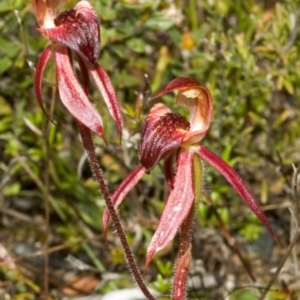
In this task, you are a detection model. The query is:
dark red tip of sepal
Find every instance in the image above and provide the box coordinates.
[198,146,280,246]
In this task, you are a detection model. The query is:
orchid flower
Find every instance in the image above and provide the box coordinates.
[33,2,157,299]
[103,77,277,299]
[33,0,123,139]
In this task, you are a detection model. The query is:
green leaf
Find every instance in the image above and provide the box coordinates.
[0,1,13,12]
[3,182,21,196]
[126,38,146,53]
[0,37,20,58]
[144,14,175,31]
[0,96,12,115]
[0,56,12,74]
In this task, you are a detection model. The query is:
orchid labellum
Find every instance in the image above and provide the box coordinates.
[33,0,123,139]
[104,77,277,299]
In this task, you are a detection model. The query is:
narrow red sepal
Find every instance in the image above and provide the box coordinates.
[103,165,146,235]
[55,46,105,139]
[89,64,124,138]
[34,45,56,123]
[145,150,194,269]
[198,146,278,243]
[150,77,206,100]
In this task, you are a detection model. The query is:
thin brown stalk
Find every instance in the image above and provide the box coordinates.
[77,123,155,300]
[258,230,300,300]
[259,163,300,300]
[202,186,256,282]
[292,163,300,228]
[0,234,103,268]
[208,199,256,282]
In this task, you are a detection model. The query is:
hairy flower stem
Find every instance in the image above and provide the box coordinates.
[172,205,194,300]
[77,123,155,300]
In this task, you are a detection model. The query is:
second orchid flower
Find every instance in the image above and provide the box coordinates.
[103,77,277,297]
[33,0,123,140]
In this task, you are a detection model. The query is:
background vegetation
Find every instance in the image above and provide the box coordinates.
[0,0,299,299]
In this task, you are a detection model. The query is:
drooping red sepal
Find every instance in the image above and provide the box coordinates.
[139,103,190,171]
[40,0,100,64]
[89,64,124,137]
[198,146,278,243]
[145,150,195,269]
[103,165,146,235]
[34,45,53,120]
[55,46,105,139]
[150,77,213,145]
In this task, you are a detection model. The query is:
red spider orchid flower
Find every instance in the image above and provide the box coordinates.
[33,0,123,139]
[103,77,277,298]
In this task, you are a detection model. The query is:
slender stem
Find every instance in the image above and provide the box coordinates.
[259,230,300,300]
[172,205,194,300]
[77,123,155,300]
[188,0,198,31]
[2,234,102,268]
[259,164,300,299]
[204,192,256,282]
[291,164,300,279]
[292,163,300,229]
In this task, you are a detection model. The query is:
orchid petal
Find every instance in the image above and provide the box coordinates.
[198,146,278,242]
[33,0,65,28]
[34,45,53,121]
[89,64,124,137]
[55,46,105,139]
[103,165,146,235]
[40,0,100,64]
[139,103,191,171]
[145,150,194,268]
[150,77,213,145]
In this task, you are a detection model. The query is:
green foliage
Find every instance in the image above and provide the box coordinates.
[238,214,265,241]
[229,287,287,300]
[150,273,171,294]
[150,260,172,294]
[229,288,260,300]
[156,260,173,277]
